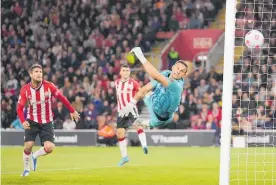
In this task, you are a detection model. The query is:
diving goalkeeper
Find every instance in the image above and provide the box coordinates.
[119,47,187,129]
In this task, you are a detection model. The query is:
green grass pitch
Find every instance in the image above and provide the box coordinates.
[1,147,275,185]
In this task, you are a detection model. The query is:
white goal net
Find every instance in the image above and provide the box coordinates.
[229,0,276,185]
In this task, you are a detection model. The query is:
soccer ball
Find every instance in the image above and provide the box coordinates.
[244,30,264,49]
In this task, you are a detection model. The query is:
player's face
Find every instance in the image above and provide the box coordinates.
[120,67,130,80]
[30,68,43,82]
[171,63,187,79]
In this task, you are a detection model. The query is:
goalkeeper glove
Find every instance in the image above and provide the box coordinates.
[118,98,138,118]
[130,47,147,64]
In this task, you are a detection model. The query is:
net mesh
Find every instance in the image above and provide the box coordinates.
[230,0,276,184]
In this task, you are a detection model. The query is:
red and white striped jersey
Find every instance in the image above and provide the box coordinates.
[17,80,75,124]
[115,78,140,113]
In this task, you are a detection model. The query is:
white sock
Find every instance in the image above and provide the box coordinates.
[33,147,48,158]
[137,129,147,148]
[118,138,127,158]
[23,151,31,171]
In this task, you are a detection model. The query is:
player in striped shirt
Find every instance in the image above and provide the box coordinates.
[119,47,187,129]
[115,64,148,166]
[17,64,80,176]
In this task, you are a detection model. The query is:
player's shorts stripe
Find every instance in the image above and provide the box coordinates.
[39,85,47,123]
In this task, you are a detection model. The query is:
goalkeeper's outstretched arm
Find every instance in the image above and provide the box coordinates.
[118,82,153,117]
[133,82,153,102]
[131,47,169,87]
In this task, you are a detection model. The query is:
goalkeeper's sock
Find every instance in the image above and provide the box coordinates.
[118,137,127,157]
[137,129,147,148]
[23,150,31,171]
[33,147,48,158]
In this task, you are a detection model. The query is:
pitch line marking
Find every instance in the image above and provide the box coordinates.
[1,164,146,174]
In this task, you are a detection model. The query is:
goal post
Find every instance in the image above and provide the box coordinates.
[219,0,237,184]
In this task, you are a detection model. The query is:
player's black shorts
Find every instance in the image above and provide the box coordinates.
[24,119,55,146]
[117,114,137,129]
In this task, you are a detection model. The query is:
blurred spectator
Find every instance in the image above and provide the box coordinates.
[72,96,84,115]
[192,118,205,130]
[188,12,202,29]
[84,103,98,129]
[184,94,197,116]
[197,79,209,98]
[190,71,201,91]
[53,102,68,123]
[178,105,190,128]
[205,114,216,130]
[167,47,180,68]
[1,98,15,128]
[5,75,18,92]
[208,102,222,126]
[252,105,267,128]
[232,123,245,136]
[198,104,209,122]
[63,116,77,130]
[162,113,180,129]
[97,115,116,146]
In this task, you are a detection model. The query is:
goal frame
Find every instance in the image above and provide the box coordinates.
[219,0,237,184]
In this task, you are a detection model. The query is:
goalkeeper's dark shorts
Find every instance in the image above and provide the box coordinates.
[117,113,137,129]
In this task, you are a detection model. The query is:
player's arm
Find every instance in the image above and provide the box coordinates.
[119,82,153,118]
[49,83,80,121]
[16,87,30,129]
[131,47,169,87]
[133,82,153,102]
[17,88,27,124]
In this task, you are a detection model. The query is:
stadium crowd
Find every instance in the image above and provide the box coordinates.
[232,0,276,132]
[2,0,230,134]
[178,0,276,132]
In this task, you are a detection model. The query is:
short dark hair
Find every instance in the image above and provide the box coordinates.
[175,60,188,72]
[29,64,42,72]
[121,64,130,69]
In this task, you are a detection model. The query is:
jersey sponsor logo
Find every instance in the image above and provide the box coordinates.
[29,99,51,105]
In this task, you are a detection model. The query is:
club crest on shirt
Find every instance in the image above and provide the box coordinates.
[44,91,50,98]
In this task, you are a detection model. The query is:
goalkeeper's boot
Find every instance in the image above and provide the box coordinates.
[21,170,30,177]
[143,147,148,154]
[118,156,129,166]
[31,152,37,171]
